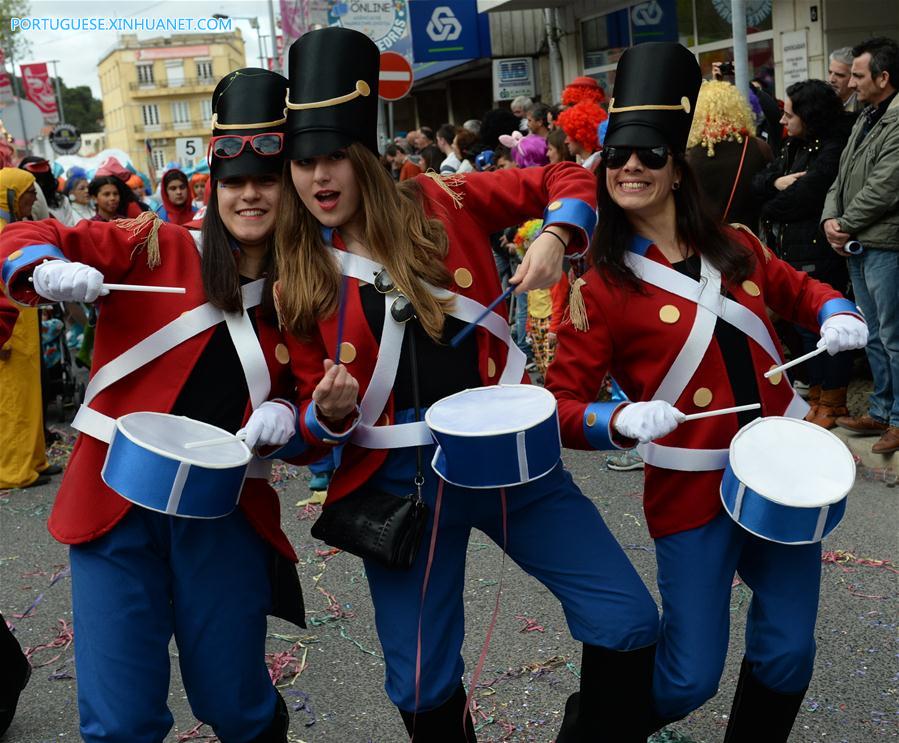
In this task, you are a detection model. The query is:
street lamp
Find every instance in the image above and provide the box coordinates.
[211,14,265,68]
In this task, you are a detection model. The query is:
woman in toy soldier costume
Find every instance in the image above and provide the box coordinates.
[275,26,660,742]
[546,43,868,741]
[0,69,304,742]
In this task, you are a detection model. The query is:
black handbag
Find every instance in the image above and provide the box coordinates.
[310,318,429,570]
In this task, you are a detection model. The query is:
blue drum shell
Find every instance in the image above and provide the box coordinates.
[102,426,248,519]
[430,413,561,489]
[720,464,847,545]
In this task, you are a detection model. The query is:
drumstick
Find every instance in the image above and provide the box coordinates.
[28,276,186,294]
[683,403,761,421]
[184,431,247,449]
[763,346,827,378]
[450,286,514,348]
[334,274,349,362]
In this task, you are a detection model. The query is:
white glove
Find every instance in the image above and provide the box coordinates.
[818,314,868,355]
[613,400,686,444]
[238,401,296,449]
[31,260,108,303]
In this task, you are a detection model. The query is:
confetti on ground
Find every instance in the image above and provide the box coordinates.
[24,618,74,668]
[175,722,218,741]
[12,565,70,620]
[822,549,898,574]
[283,689,318,728]
[514,615,545,633]
[267,641,308,686]
[622,513,642,527]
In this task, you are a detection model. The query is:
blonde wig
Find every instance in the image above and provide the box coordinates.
[687,80,757,156]
[275,143,454,342]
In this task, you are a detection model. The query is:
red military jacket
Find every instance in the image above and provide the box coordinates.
[547,225,858,539]
[284,164,598,504]
[0,217,298,561]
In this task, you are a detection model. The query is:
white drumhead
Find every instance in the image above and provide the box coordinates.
[116,412,252,468]
[426,385,557,436]
[730,416,854,507]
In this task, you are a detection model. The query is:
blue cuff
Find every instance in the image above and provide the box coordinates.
[304,402,359,445]
[259,401,309,460]
[583,401,628,450]
[817,298,862,326]
[542,198,598,259]
[1,244,67,302]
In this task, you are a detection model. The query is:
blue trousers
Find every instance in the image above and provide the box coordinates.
[848,249,899,426]
[70,507,278,742]
[652,511,821,719]
[362,430,660,712]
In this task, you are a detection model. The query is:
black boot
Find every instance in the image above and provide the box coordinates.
[0,615,31,737]
[399,684,476,742]
[245,692,289,743]
[723,658,806,743]
[555,643,673,743]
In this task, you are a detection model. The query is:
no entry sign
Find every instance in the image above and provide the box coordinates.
[379,52,414,102]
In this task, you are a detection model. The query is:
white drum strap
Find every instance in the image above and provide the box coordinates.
[223,308,271,410]
[71,279,273,479]
[636,441,730,472]
[332,249,526,449]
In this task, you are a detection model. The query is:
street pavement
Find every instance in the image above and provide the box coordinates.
[1,427,896,743]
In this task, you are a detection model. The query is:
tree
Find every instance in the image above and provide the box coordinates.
[0,0,32,62]
[9,74,103,133]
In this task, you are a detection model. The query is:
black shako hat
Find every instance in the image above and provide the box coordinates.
[209,68,289,180]
[604,42,701,152]
[285,27,380,160]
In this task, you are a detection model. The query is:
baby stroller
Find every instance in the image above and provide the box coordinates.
[40,304,85,422]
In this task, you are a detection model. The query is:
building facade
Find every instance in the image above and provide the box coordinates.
[97,32,245,176]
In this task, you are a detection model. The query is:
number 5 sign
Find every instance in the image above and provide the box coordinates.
[176,137,203,163]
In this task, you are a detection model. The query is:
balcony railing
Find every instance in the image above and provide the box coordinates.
[129,77,217,92]
[134,120,210,134]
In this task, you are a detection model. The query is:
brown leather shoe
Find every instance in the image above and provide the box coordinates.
[835,414,890,435]
[806,387,848,429]
[872,427,899,455]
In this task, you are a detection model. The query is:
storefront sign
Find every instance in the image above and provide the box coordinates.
[328,1,408,52]
[781,29,808,86]
[408,1,491,62]
[49,123,82,155]
[492,57,535,102]
[630,0,679,44]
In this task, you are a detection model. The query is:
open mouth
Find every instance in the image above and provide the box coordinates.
[236,208,267,218]
[618,181,650,193]
[315,190,340,211]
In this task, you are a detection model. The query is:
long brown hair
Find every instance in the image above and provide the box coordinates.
[592,152,755,290]
[200,181,277,320]
[275,142,453,341]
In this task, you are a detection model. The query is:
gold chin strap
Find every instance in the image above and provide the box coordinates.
[285,80,371,110]
[609,96,692,115]
[211,111,287,130]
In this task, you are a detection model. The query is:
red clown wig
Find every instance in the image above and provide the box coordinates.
[561,76,606,107]
[557,101,607,153]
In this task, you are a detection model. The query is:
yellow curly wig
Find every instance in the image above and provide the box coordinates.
[687,80,757,156]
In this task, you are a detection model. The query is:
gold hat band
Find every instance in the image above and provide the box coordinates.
[608,96,692,115]
[211,111,288,130]
[285,80,371,111]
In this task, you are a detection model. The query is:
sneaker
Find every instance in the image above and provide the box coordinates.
[308,473,331,491]
[606,449,644,471]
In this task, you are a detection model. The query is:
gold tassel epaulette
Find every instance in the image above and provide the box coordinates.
[729,222,773,262]
[272,279,285,331]
[115,211,163,269]
[424,170,465,210]
[568,277,589,332]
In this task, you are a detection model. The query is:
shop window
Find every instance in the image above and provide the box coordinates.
[698,38,776,92]
[696,0,772,45]
[582,9,630,69]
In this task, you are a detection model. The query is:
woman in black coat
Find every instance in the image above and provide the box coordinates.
[752,79,855,428]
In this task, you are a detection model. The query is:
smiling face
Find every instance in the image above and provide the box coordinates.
[216,174,281,248]
[166,178,189,206]
[780,96,805,138]
[290,149,362,232]
[95,183,120,216]
[605,149,677,218]
[73,180,90,204]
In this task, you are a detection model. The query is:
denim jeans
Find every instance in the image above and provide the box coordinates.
[848,249,899,426]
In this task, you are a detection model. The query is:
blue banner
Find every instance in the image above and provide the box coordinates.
[408,0,491,63]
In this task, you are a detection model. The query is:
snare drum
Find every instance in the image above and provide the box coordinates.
[425,385,561,489]
[720,416,855,544]
[102,412,252,519]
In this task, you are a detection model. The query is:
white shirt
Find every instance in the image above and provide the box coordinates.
[439,152,461,174]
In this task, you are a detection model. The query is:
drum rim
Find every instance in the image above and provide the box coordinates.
[425,384,557,437]
[727,415,855,507]
[431,445,559,489]
[114,411,253,469]
[718,486,845,545]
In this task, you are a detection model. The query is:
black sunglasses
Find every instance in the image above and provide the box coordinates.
[372,269,416,324]
[601,145,671,170]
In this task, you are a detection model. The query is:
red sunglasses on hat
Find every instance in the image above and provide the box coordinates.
[207,132,284,163]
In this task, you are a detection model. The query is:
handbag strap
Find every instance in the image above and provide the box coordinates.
[722,136,750,223]
[407,321,425,501]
